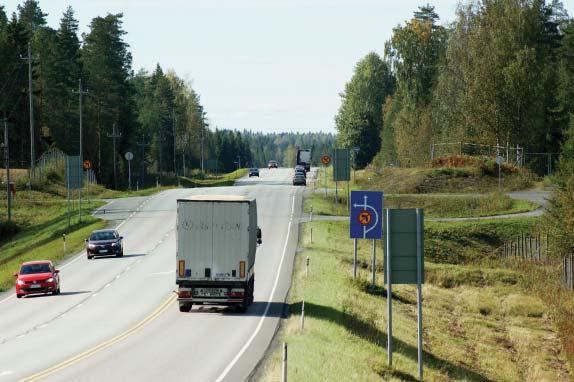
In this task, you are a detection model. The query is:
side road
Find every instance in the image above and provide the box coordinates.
[303,190,551,222]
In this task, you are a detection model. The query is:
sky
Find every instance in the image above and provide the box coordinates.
[4,0,574,134]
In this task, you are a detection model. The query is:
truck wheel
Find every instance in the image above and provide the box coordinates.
[237,304,248,313]
[179,303,192,312]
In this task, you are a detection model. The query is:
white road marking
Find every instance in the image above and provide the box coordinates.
[38,324,48,329]
[215,192,297,382]
[0,370,14,377]
[148,271,174,276]
[105,284,111,288]
[92,293,98,297]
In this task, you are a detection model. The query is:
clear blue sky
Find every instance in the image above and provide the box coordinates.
[4,0,574,133]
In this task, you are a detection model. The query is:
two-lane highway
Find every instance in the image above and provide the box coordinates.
[0,168,302,382]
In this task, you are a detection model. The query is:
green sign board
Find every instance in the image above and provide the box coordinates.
[383,208,424,284]
[333,148,350,181]
[66,155,83,189]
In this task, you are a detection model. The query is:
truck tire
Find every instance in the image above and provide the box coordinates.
[179,303,192,312]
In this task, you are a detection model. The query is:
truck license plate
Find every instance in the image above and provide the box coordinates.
[195,288,225,297]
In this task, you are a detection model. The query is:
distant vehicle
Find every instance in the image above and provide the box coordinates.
[176,195,262,312]
[268,160,278,169]
[293,173,306,186]
[86,229,124,259]
[296,149,311,172]
[14,260,60,298]
[249,168,259,177]
[294,167,306,177]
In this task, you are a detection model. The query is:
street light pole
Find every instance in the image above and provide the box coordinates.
[201,112,206,173]
[78,79,88,222]
[107,124,122,189]
[22,42,35,185]
[2,117,11,221]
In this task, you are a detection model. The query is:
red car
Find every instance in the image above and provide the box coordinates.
[14,260,61,298]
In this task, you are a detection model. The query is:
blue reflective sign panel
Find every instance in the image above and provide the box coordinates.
[350,191,383,239]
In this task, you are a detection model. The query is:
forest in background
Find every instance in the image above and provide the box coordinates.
[0,1,333,189]
[336,0,574,170]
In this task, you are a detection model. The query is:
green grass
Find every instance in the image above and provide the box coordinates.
[256,220,571,382]
[0,189,106,292]
[304,192,539,218]
[352,166,535,194]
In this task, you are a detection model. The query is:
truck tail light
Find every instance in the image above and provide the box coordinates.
[239,261,246,278]
[178,260,185,277]
[229,288,244,297]
[179,289,191,298]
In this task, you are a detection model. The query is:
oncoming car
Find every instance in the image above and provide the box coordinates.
[86,229,124,259]
[268,160,278,169]
[249,168,259,177]
[14,260,60,298]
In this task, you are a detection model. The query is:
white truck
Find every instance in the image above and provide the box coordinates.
[175,195,262,312]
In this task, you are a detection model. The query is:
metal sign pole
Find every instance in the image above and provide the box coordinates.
[324,164,327,196]
[128,159,132,191]
[416,208,423,381]
[353,238,358,279]
[386,209,393,366]
[372,239,376,288]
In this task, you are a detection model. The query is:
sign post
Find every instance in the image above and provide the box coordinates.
[125,151,134,190]
[384,208,425,378]
[334,149,350,208]
[321,155,330,197]
[66,156,82,227]
[350,191,383,281]
[496,155,503,191]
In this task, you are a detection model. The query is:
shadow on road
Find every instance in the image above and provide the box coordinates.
[185,301,287,318]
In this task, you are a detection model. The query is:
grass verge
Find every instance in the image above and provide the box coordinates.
[256,220,570,381]
[304,192,539,219]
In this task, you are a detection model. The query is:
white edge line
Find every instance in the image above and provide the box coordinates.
[215,192,297,382]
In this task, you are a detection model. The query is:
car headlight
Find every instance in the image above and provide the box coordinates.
[17,279,25,285]
[111,242,117,247]
[46,278,54,283]
[88,243,95,249]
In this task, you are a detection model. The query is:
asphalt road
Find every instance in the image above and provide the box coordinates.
[0,168,303,382]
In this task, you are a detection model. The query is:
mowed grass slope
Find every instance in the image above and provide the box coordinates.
[256,221,571,381]
[304,192,539,218]
[0,190,106,291]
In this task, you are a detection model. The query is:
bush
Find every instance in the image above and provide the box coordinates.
[0,220,19,243]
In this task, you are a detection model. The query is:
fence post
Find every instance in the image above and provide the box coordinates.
[563,256,567,287]
[300,300,305,330]
[571,254,574,290]
[282,342,288,382]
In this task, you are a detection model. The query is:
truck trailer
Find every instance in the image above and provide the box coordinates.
[296,148,312,172]
[175,195,262,312]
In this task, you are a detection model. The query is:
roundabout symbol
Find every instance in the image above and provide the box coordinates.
[358,211,372,226]
[350,191,383,240]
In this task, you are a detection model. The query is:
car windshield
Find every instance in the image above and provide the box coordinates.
[20,263,51,275]
[90,231,116,241]
[250,168,258,171]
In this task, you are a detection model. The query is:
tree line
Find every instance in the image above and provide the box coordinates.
[0,1,332,189]
[336,1,574,169]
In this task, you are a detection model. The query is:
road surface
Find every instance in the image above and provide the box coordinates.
[0,168,302,382]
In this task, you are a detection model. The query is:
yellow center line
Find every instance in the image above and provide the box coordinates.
[20,294,177,382]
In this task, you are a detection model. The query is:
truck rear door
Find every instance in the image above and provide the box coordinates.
[212,202,248,280]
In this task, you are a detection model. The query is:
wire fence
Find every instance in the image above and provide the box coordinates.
[430,141,558,176]
[499,233,574,290]
[500,233,549,261]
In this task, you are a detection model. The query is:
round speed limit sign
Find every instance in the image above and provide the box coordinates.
[358,211,372,226]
